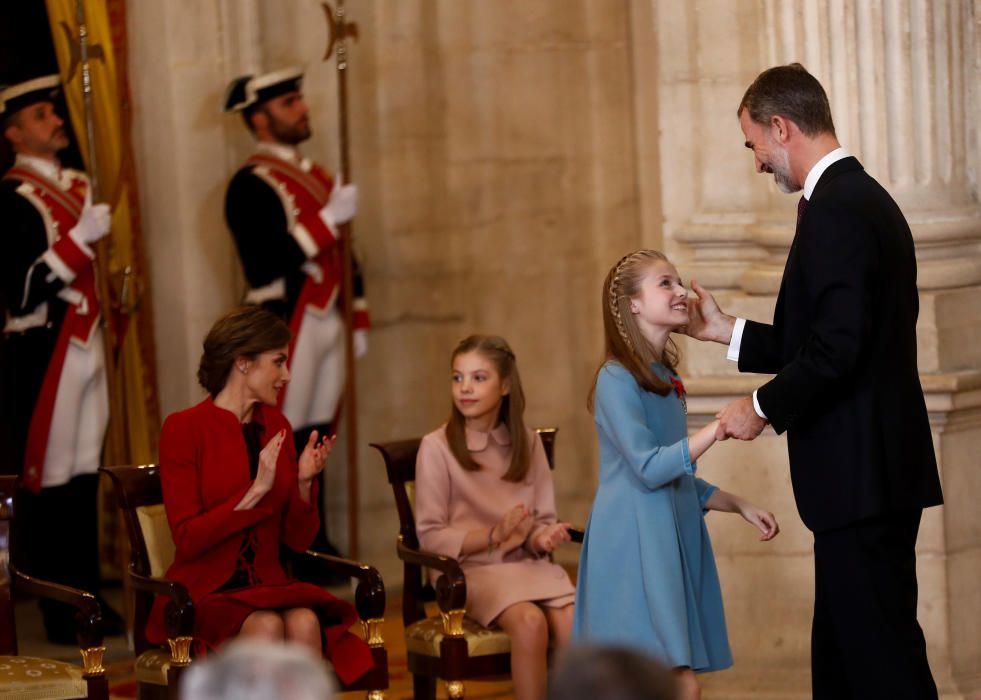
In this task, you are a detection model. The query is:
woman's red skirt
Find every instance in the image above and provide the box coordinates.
[173,581,373,685]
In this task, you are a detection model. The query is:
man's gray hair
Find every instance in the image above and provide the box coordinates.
[181,640,336,700]
[738,63,836,137]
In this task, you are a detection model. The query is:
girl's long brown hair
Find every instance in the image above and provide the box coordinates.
[445,335,530,482]
[587,250,680,412]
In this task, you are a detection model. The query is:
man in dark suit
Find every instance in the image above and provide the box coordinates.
[686,63,943,699]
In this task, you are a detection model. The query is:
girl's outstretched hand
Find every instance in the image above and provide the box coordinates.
[533,522,572,554]
[298,430,336,483]
[740,504,779,541]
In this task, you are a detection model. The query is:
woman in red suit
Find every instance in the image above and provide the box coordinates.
[146,306,372,684]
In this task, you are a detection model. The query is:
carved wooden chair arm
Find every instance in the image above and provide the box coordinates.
[128,569,195,639]
[301,550,386,623]
[396,538,467,613]
[11,566,105,652]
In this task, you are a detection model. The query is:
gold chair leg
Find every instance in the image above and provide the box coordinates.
[445,680,465,698]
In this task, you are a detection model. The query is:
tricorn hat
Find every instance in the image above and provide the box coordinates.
[0,74,61,120]
[223,66,304,113]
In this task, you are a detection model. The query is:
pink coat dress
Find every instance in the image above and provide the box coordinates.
[415,424,575,626]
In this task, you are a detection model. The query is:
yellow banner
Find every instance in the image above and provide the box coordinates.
[46,0,158,466]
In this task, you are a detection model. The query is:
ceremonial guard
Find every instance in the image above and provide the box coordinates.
[0,74,121,641]
[223,67,369,562]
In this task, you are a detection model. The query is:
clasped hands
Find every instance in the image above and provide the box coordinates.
[684,280,767,442]
[490,504,571,556]
[235,428,336,510]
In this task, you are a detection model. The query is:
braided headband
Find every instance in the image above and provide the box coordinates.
[609,252,639,351]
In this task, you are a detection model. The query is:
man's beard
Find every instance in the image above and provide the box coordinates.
[269,116,311,146]
[52,130,70,152]
[767,140,799,194]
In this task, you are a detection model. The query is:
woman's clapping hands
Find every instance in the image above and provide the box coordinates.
[298,429,335,483]
[235,429,287,510]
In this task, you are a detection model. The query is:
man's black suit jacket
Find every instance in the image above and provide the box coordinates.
[739,156,943,533]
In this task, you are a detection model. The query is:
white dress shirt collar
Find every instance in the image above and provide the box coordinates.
[15,153,64,185]
[803,147,850,200]
[255,141,313,172]
[256,141,300,163]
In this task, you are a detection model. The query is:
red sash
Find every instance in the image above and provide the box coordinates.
[245,155,343,399]
[4,167,99,492]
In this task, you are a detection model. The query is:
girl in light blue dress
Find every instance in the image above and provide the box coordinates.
[573,249,780,700]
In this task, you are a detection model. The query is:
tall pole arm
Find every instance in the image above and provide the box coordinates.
[74,0,127,465]
[323,0,360,560]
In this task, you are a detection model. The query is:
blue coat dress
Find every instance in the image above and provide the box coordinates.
[572,361,732,672]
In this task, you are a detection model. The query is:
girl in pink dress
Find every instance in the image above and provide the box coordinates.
[415,334,576,700]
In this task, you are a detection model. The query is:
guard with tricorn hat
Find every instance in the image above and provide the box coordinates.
[0,73,123,642]
[222,66,370,568]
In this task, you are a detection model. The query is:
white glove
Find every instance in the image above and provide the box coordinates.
[353,329,368,359]
[318,178,358,229]
[69,190,111,245]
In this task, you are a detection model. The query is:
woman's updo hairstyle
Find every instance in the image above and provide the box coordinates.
[197,306,292,397]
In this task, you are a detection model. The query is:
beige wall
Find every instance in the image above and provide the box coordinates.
[129,1,980,697]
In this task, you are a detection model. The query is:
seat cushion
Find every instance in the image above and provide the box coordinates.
[405,616,511,657]
[136,504,176,577]
[134,649,174,686]
[0,655,88,699]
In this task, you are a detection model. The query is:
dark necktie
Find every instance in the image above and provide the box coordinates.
[797,195,808,227]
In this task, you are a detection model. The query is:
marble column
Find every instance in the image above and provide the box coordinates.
[640,1,981,697]
[744,0,981,375]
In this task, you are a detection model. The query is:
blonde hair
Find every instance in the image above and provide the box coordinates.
[445,335,530,483]
[588,250,680,411]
